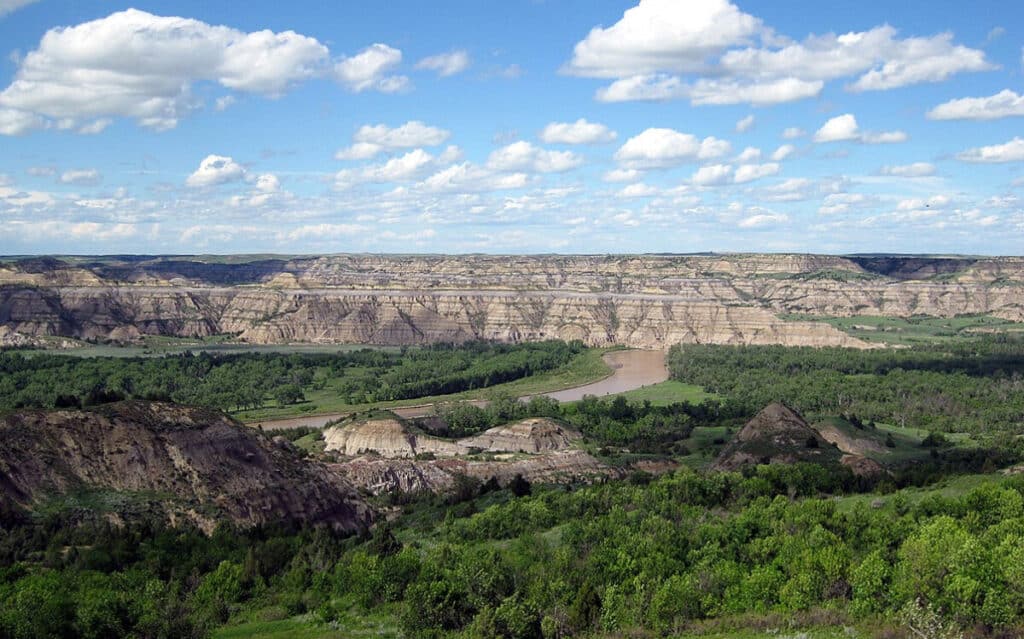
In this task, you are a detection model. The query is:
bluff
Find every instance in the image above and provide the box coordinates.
[1,254,1022,349]
[0,401,373,532]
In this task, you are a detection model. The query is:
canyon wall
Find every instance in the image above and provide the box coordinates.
[1,254,1022,349]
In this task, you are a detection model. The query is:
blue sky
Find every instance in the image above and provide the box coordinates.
[0,0,1022,255]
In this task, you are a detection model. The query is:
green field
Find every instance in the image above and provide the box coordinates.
[234,347,614,422]
[606,378,718,406]
[781,313,1024,345]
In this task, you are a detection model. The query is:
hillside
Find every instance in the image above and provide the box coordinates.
[0,401,372,532]
[3,253,1022,349]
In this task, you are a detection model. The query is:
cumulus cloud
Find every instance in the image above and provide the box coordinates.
[566,2,990,107]
[335,149,438,188]
[420,163,529,192]
[539,119,616,145]
[602,168,641,183]
[0,107,44,135]
[738,212,788,228]
[415,50,470,77]
[186,155,246,187]
[59,169,101,185]
[956,137,1024,163]
[0,9,329,133]
[813,114,906,144]
[782,127,806,139]
[879,162,936,177]
[737,147,761,162]
[770,144,795,161]
[691,164,733,186]
[617,183,659,198]
[733,162,780,184]
[336,121,451,159]
[334,43,409,93]
[928,90,1024,121]
[735,115,755,132]
[565,0,762,78]
[486,141,583,173]
[615,128,731,168]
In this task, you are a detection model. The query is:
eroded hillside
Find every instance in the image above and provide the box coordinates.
[2,254,1022,348]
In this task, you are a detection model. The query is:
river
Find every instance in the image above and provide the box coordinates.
[248,349,669,431]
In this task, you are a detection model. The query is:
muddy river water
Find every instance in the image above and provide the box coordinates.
[250,349,669,431]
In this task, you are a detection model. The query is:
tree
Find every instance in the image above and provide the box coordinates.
[273,384,304,406]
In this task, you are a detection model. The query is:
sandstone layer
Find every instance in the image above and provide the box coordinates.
[2,254,1023,349]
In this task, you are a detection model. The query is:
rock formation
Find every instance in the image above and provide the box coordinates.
[3,253,1021,349]
[712,402,842,471]
[0,401,373,532]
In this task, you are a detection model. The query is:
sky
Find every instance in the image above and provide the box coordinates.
[0,0,1023,256]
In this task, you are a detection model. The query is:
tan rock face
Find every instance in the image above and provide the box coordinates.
[323,417,579,458]
[1,254,1022,348]
[0,401,372,532]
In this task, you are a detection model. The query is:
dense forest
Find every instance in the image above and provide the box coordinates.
[668,336,1024,433]
[0,340,583,413]
[3,469,1024,638]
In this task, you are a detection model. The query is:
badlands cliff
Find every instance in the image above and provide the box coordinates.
[1,254,1022,349]
[0,401,373,532]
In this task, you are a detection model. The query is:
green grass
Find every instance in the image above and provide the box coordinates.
[836,472,1013,513]
[235,347,614,422]
[607,379,717,406]
[779,313,1024,345]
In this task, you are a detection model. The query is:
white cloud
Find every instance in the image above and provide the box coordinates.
[76,119,111,135]
[762,177,813,201]
[539,118,616,144]
[735,115,755,132]
[897,195,950,211]
[738,212,788,228]
[819,192,869,215]
[284,224,367,242]
[687,77,823,106]
[814,114,860,142]
[421,162,529,192]
[186,154,246,187]
[334,43,409,93]
[254,174,280,193]
[928,90,1024,121]
[602,168,641,183]
[415,50,470,77]
[0,9,329,133]
[691,164,733,186]
[0,107,44,135]
[617,183,659,198]
[565,0,763,78]
[733,162,779,184]
[956,137,1024,163]
[0,0,40,18]
[335,149,438,188]
[782,127,805,139]
[335,120,450,161]
[737,146,761,162]
[486,141,583,173]
[879,162,935,177]
[813,113,905,144]
[770,144,795,161]
[615,128,731,168]
[567,4,990,107]
[26,166,55,176]
[59,169,101,185]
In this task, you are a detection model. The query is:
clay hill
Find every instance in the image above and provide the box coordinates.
[322,415,615,495]
[3,253,1023,349]
[713,403,887,477]
[0,401,372,532]
[713,403,843,470]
